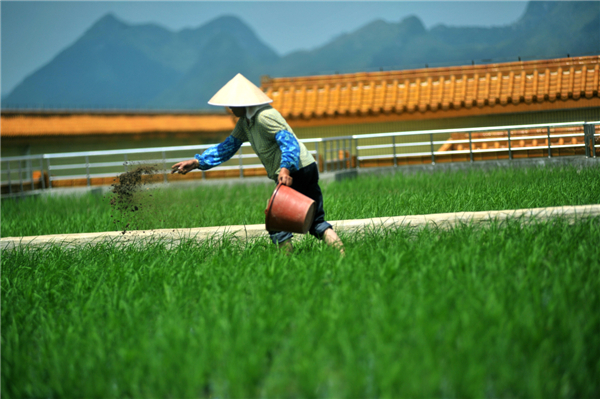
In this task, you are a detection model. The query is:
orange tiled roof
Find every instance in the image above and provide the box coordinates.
[261,56,600,125]
[1,113,236,137]
[3,56,597,137]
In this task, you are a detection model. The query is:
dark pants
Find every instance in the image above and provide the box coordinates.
[269,162,333,244]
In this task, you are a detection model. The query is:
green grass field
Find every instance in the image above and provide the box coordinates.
[2,165,600,397]
[3,219,599,398]
[2,165,599,237]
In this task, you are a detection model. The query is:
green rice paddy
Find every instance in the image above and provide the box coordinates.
[2,165,600,397]
[3,219,599,398]
[2,165,599,238]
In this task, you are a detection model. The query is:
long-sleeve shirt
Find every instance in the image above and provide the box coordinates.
[195,105,315,180]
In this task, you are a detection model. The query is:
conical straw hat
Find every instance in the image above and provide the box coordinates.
[208,73,273,107]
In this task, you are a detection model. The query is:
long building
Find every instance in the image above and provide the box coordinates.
[3,55,598,147]
[1,56,598,192]
[262,55,599,129]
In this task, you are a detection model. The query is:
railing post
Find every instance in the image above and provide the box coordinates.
[324,141,328,173]
[355,138,359,169]
[430,133,435,165]
[343,139,347,169]
[18,160,24,193]
[85,155,91,187]
[239,147,244,178]
[336,139,341,171]
[315,142,320,171]
[342,139,346,170]
[329,140,332,172]
[348,139,353,169]
[338,139,342,170]
[583,124,590,158]
[29,158,35,192]
[392,136,397,167]
[162,151,168,183]
[124,154,128,171]
[592,124,597,158]
[350,139,354,169]
[47,158,53,189]
[7,161,12,195]
[507,129,513,160]
[40,155,45,190]
[468,132,474,163]
[584,123,596,159]
[546,127,552,158]
[344,139,348,169]
[330,141,332,171]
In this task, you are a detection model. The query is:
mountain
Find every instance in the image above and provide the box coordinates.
[5,14,279,110]
[501,1,600,58]
[274,16,428,76]
[278,1,599,74]
[5,14,182,109]
[148,17,278,109]
[4,1,599,110]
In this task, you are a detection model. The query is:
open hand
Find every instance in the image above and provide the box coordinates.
[171,159,199,175]
[278,168,293,186]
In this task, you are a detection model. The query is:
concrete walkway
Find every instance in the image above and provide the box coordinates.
[2,204,599,250]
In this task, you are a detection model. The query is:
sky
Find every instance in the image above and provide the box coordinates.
[0,1,529,96]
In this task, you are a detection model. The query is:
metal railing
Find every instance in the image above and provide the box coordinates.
[1,121,598,195]
[350,121,597,167]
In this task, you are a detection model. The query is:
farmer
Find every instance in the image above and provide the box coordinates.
[172,73,344,254]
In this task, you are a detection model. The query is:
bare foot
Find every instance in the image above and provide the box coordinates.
[323,228,345,256]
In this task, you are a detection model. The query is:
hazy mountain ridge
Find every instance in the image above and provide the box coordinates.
[5,1,599,110]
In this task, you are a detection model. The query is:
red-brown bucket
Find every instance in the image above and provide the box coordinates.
[265,183,316,234]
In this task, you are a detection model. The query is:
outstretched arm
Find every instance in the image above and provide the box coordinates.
[195,135,243,169]
[171,135,243,174]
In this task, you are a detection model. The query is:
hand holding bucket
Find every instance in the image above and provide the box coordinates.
[265,183,316,234]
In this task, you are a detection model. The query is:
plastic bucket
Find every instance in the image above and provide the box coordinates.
[265,183,316,234]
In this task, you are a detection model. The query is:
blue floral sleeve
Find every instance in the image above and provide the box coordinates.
[275,130,300,173]
[195,135,243,170]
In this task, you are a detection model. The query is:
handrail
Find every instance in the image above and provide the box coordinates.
[1,120,597,194]
[349,121,588,140]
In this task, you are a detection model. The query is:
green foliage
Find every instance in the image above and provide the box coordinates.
[3,218,600,397]
[326,165,600,219]
[2,165,599,238]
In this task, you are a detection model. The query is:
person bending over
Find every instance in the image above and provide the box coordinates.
[172,73,343,254]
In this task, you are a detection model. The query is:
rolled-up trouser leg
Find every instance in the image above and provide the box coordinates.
[269,231,293,244]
